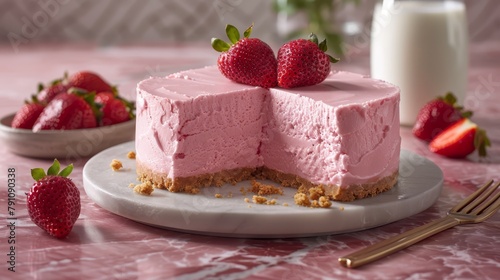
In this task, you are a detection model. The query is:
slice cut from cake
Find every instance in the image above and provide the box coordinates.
[136,66,400,201]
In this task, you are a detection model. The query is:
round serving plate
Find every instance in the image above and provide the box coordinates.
[83,141,443,238]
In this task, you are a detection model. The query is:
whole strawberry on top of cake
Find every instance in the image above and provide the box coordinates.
[135,25,400,202]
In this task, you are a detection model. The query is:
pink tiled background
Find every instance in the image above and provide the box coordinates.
[1,0,498,48]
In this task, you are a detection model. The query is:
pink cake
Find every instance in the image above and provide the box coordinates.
[135,66,400,202]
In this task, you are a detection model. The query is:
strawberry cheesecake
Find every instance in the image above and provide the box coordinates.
[135,66,400,202]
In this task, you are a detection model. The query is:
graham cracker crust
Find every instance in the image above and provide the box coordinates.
[261,167,398,202]
[137,161,398,202]
[136,162,258,194]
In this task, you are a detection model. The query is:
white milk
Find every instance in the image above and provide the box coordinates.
[371,1,468,126]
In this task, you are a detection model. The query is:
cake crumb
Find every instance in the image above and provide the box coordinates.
[240,187,247,195]
[266,199,277,205]
[252,195,267,204]
[134,182,154,195]
[309,186,325,200]
[128,183,136,188]
[110,159,123,171]
[293,185,332,208]
[294,193,311,207]
[310,197,332,208]
[250,180,284,196]
[244,198,250,203]
[184,185,200,194]
[127,151,136,159]
[297,185,308,194]
[226,192,233,198]
[215,193,223,198]
[318,196,332,208]
[282,203,289,207]
[339,206,345,211]
[311,200,319,208]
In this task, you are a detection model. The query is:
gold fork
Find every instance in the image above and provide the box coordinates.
[339,180,500,268]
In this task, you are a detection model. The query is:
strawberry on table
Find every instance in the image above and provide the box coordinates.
[429,118,491,158]
[95,92,134,126]
[212,24,278,88]
[26,159,80,239]
[412,92,472,142]
[11,101,45,129]
[94,92,115,104]
[37,74,70,104]
[68,71,113,93]
[38,82,69,103]
[32,91,98,131]
[277,33,339,88]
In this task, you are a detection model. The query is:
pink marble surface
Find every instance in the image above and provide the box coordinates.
[0,42,499,279]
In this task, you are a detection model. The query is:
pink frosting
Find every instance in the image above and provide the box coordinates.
[136,66,400,187]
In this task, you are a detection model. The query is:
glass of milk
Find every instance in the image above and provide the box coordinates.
[370,0,468,126]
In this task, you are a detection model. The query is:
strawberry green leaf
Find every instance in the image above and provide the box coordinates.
[82,91,96,105]
[31,168,46,181]
[225,24,240,44]
[326,32,344,57]
[68,87,89,96]
[47,159,61,176]
[50,78,62,86]
[441,92,474,118]
[211,38,230,52]
[111,86,119,97]
[85,91,102,123]
[328,55,340,63]
[37,83,44,93]
[462,110,473,118]
[319,39,328,52]
[309,33,319,45]
[442,92,457,105]
[116,95,136,119]
[474,128,491,157]
[27,94,40,105]
[243,23,253,38]
[58,164,74,178]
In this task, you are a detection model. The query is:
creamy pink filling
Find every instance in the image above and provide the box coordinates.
[136,66,400,187]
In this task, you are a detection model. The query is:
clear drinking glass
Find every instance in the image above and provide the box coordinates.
[370,0,468,126]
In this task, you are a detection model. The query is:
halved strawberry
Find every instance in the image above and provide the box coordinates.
[429,118,491,158]
[212,24,278,88]
[413,92,472,142]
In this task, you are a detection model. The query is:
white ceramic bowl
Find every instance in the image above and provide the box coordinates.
[0,114,135,159]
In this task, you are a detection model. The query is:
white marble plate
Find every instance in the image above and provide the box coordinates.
[83,141,443,238]
[0,113,135,159]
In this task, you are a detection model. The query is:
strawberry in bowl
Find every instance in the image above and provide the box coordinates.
[32,90,98,131]
[95,91,135,126]
[0,70,136,158]
[10,99,45,130]
[11,70,134,131]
